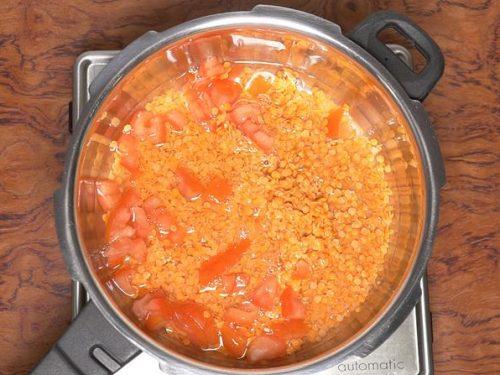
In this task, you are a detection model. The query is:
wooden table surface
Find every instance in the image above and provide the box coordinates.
[0,1,498,374]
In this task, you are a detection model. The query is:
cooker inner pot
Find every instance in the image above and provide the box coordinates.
[75,27,425,369]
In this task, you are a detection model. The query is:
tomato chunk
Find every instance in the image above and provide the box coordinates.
[247,335,286,362]
[205,175,232,203]
[221,325,248,358]
[143,195,162,216]
[106,237,147,267]
[186,91,212,124]
[171,301,220,349]
[230,103,273,153]
[132,293,156,320]
[327,104,352,139]
[118,134,140,173]
[252,276,280,310]
[175,166,204,201]
[133,296,218,349]
[209,79,242,108]
[224,303,258,327]
[199,239,251,285]
[199,56,225,78]
[250,130,274,154]
[95,180,121,212]
[143,298,175,331]
[132,295,174,331]
[112,267,138,297]
[248,75,272,96]
[221,273,249,294]
[239,120,260,137]
[162,110,187,131]
[227,64,244,83]
[145,204,185,244]
[148,116,167,145]
[272,319,308,340]
[107,206,133,242]
[281,286,305,320]
[157,209,185,244]
[230,102,261,125]
[120,188,142,208]
[130,206,151,238]
[130,110,154,140]
[292,259,311,280]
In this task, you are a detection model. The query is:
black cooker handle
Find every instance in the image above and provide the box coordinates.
[348,11,444,101]
[30,301,141,375]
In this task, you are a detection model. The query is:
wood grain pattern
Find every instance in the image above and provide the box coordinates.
[0,1,498,374]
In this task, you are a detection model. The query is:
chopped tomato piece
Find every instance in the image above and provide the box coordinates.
[271,319,308,340]
[221,324,248,358]
[156,209,185,244]
[167,226,186,244]
[162,110,187,131]
[132,292,166,319]
[252,276,280,310]
[132,295,175,331]
[154,208,176,234]
[281,286,305,320]
[227,64,244,83]
[95,180,121,212]
[230,103,274,153]
[250,130,274,154]
[205,176,232,203]
[230,102,261,125]
[200,89,215,111]
[248,75,272,96]
[239,120,260,137]
[292,259,311,280]
[199,56,225,78]
[209,79,242,108]
[143,298,175,331]
[120,188,142,208]
[106,236,131,267]
[130,110,153,140]
[143,195,162,217]
[144,203,184,244]
[171,301,220,349]
[175,166,204,201]
[129,237,147,263]
[199,239,251,285]
[327,104,352,139]
[185,88,219,131]
[132,293,156,320]
[118,134,140,173]
[106,237,147,267]
[247,335,286,362]
[221,273,249,294]
[107,206,132,242]
[112,267,138,297]
[108,226,135,247]
[148,116,167,145]
[135,295,224,337]
[130,206,150,238]
[186,91,211,124]
[224,303,258,326]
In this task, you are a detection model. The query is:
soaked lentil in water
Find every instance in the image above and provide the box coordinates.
[97,56,393,362]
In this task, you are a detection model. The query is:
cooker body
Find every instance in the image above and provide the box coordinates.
[35,6,444,375]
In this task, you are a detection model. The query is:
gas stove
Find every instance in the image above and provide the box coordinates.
[70,45,433,375]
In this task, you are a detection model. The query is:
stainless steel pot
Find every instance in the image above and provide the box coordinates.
[33,5,445,374]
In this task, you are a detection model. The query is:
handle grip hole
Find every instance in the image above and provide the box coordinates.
[377,26,428,73]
